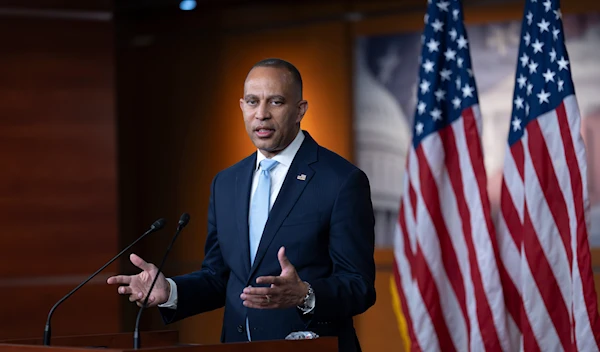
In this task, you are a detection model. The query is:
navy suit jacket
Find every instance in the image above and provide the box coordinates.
[160,132,376,352]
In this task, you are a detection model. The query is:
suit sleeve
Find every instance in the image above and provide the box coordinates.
[160,174,229,324]
[308,168,376,321]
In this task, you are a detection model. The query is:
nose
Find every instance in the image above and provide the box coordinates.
[255,102,270,120]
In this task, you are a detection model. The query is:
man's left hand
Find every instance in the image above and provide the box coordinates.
[240,246,308,309]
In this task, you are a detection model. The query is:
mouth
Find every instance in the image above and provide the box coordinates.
[254,128,275,138]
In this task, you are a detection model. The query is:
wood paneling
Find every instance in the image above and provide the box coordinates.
[0,283,118,340]
[114,10,227,333]
[2,330,178,347]
[0,0,112,11]
[0,337,338,352]
[354,250,403,351]
[0,17,119,338]
[119,338,338,352]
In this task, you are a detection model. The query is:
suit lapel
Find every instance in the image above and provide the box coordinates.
[235,154,256,276]
[247,133,318,280]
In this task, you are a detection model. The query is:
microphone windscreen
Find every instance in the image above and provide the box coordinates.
[152,218,166,230]
[178,213,190,227]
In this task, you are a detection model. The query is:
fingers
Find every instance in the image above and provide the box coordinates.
[129,292,143,302]
[121,288,157,305]
[242,286,274,296]
[107,275,132,285]
[108,256,163,307]
[255,275,285,285]
[120,286,144,301]
[117,285,135,295]
[240,293,270,305]
[240,292,275,308]
[129,294,156,304]
[130,253,153,272]
[240,286,279,306]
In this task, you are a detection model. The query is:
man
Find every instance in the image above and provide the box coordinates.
[107,58,376,352]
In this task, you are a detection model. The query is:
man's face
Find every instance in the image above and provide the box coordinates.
[240,67,307,158]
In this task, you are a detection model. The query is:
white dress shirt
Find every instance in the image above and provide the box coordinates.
[159,130,305,309]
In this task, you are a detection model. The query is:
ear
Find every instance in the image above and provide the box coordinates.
[239,98,245,112]
[296,100,308,123]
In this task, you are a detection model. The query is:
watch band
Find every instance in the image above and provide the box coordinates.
[298,281,315,313]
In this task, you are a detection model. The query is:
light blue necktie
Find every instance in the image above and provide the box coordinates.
[246,158,278,341]
[249,158,279,265]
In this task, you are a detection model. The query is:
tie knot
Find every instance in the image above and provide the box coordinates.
[259,159,278,172]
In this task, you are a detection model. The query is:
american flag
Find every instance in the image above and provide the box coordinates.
[497,0,600,350]
[391,0,509,350]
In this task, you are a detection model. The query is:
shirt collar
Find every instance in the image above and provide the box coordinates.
[255,129,305,170]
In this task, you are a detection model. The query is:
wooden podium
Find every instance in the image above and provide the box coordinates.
[0,331,337,352]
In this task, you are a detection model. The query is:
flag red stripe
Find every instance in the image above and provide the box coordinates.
[497,180,539,348]
[416,142,470,319]
[399,201,417,282]
[527,119,573,266]
[497,260,521,330]
[413,242,456,352]
[409,179,418,221]
[463,108,502,267]
[498,260,542,352]
[522,208,573,350]
[513,140,525,182]
[414,145,461,351]
[498,183,526,337]
[500,179,522,248]
[440,120,501,350]
[499,143,526,340]
[462,108,504,350]
[526,118,574,349]
[556,102,600,346]
[393,258,420,351]
[438,126,472,346]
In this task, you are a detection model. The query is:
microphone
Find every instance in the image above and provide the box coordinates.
[133,212,190,349]
[43,218,166,346]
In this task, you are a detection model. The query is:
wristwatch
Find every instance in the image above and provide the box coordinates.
[298,281,316,314]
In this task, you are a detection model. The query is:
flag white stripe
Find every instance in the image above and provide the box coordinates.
[496,215,522,296]
[573,260,599,352]
[449,118,485,352]
[563,95,598,351]
[498,145,524,297]
[524,122,573,314]
[502,145,525,223]
[421,134,479,351]
[538,108,578,245]
[564,95,588,189]
[405,149,419,255]
[418,135,468,351]
[394,221,437,352]
[401,147,443,351]
[521,248,564,352]
[453,115,510,352]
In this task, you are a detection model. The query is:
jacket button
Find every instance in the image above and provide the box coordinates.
[237,325,244,333]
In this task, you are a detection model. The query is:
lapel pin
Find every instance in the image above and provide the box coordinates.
[297,174,306,181]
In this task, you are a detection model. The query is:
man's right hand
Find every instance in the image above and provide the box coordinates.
[107,253,170,307]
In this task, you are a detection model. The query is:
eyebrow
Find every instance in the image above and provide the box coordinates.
[244,94,286,101]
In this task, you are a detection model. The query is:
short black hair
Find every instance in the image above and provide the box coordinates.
[250,58,303,98]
